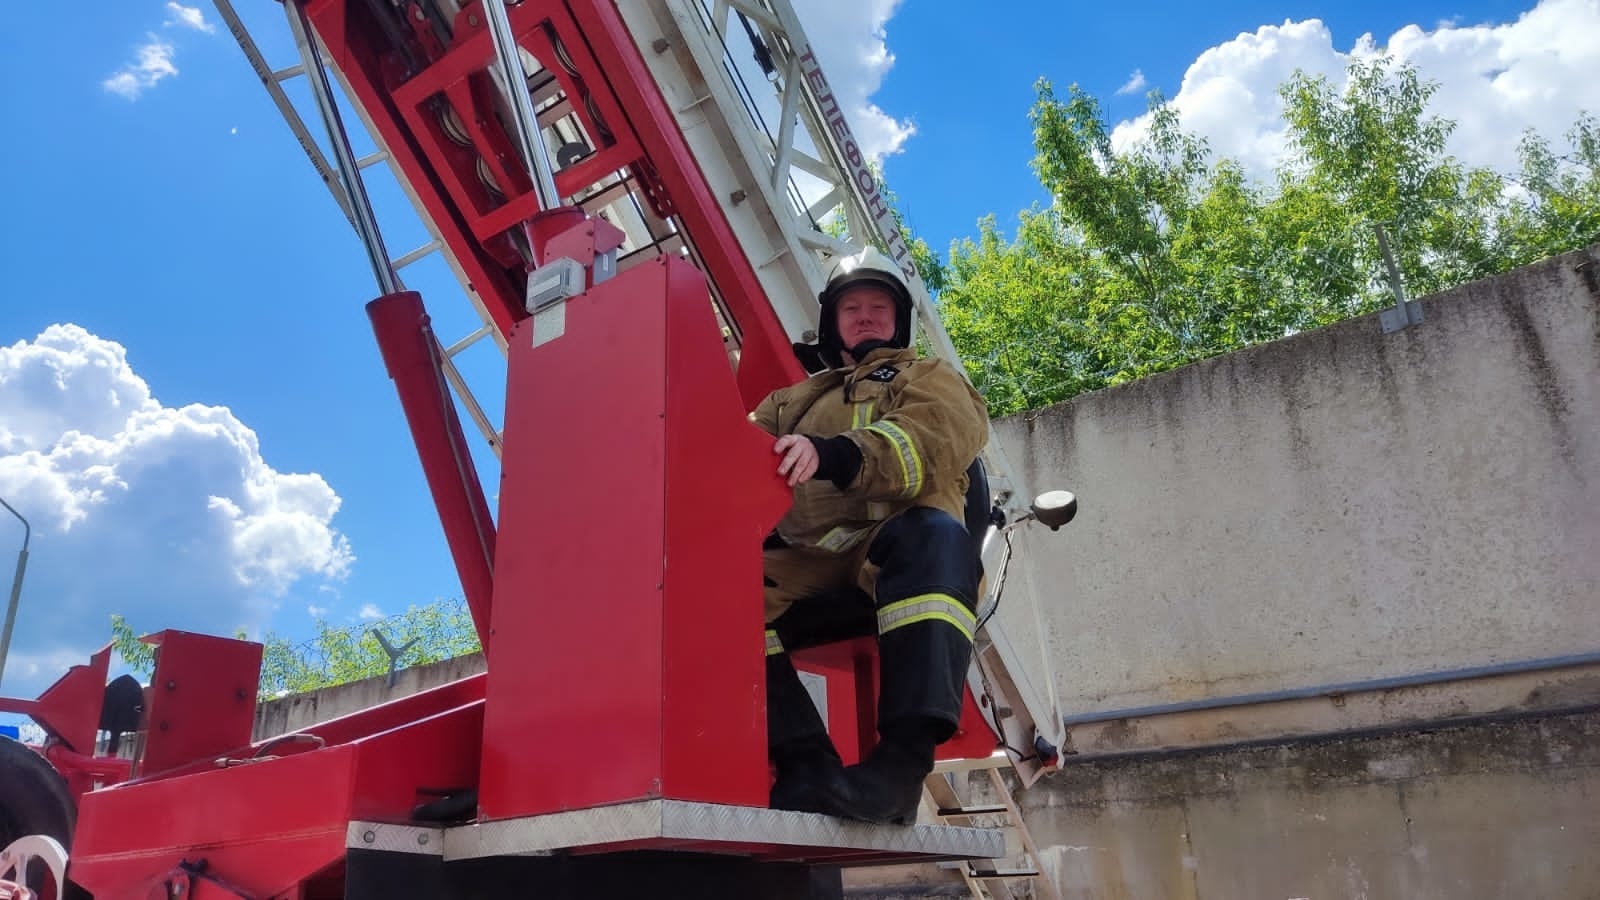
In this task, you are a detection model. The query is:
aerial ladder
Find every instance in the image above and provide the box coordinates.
[4,0,1082,896]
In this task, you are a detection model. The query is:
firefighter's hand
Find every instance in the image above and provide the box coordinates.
[774,434,819,486]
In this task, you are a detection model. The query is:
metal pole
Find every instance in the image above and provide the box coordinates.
[480,0,562,211]
[1374,223,1407,307]
[0,497,31,687]
[287,0,400,295]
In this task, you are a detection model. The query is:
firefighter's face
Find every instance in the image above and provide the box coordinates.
[835,286,898,350]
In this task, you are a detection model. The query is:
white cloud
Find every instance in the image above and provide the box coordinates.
[308,605,329,618]
[358,603,383,620]
[0,325,353,695]
[1116,69,1148,96]
[103,37,179,100]
[1110,0,1600,184]
[791,0,916,161]
[163,2,216,34]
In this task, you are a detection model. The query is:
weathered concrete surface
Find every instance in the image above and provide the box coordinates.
[253,652,484,740]
[992,244,1600,725]
[1013,709,1600,900]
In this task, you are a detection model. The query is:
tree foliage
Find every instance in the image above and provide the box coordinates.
[938,56,1600,416]
[110,600,480,697]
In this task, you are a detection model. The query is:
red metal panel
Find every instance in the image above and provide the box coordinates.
[480,257,789,818]
[71,700,484,899]
[72,744,355,898]
[790,642,867,767]
[793,641,999,765]
[138,631,262,777]
[24,644,110,754]
[480,261,671,818]
[659,257,792,806]
[348,699,484,821]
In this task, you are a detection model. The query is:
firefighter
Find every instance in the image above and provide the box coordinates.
[752,246,989,825]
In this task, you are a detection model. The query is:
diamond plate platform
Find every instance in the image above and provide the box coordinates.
[352,800,1003,867]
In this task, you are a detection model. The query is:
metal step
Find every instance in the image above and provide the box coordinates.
[969,868,1040,879]
[936,804,1008,817]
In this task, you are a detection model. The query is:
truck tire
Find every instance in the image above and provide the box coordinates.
[0,735,89,899]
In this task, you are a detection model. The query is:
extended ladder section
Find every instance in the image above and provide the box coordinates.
[216,0,511,457]
[616,0,1023,507]
[924,758,1063,900]
[214,0,1067,789]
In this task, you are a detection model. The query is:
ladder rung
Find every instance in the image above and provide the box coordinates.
[391,239,443,270]
[270,64,304,82]
[356,150,390,169]
[969,868,1040,879]
[937,804,1009,817]
[446,324,495,357]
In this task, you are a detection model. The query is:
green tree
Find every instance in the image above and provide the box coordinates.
[937,57,1600,416]
[109,613,156,675]
[259,600,479,696]
[108,599,480,697]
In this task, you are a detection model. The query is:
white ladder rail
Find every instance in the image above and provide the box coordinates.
[213,0,509,460]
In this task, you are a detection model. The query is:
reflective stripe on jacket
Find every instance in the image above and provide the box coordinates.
[751,346,988,551]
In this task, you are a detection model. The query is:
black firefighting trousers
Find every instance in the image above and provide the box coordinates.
[762,506,980,752]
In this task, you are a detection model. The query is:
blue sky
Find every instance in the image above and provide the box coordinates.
[1,0,1595,703]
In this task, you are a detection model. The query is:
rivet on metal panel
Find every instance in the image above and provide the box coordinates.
[652,38,670,54]
[417,833,430,847]
[363,830,376,844]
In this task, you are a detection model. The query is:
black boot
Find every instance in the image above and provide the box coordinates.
[814,718,939,825]
[769,733,844,813]
[766,653,842,813]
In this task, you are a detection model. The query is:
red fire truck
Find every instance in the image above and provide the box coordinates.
[0,1,1075,896]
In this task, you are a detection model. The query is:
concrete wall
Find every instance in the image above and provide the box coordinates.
[946,244,1600,899]
[990,244,1600,736]
[1008,709,1600,900]
[253,652,485,740]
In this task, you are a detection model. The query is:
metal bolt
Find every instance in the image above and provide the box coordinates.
[468,14,479,26]
[166,680,177,690]
[417,833,430,846]
[651,38,670,54]
[729,189,747,206]
[363,830,376,844]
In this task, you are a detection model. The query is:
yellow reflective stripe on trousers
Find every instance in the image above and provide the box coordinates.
[765,629,784,656]
[864,420,923,497]
[877,594,975,641]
